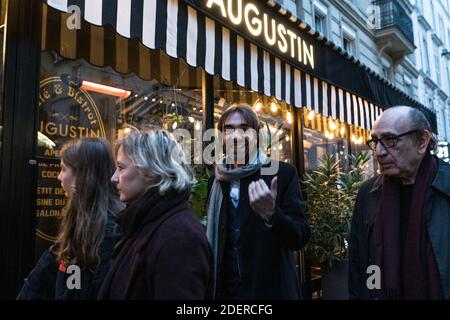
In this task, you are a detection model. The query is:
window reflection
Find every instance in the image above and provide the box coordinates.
[35,49,203,257]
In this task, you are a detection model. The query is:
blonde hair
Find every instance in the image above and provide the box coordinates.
[115,129,196,194]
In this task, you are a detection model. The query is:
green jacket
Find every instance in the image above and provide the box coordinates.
[349,158,450,299]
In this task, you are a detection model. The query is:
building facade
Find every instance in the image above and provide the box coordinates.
[278,0,449,156]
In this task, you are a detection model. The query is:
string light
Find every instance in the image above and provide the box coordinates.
[188,116,195,123]
[144,97,148,101]
[340,126,346,136]
[254,101,262,112]
[329,119,337,131]
[287,112,292,124]
[195,121,201,131]
[172,121,178,130]
[307,110,315,121]
[285,136,290,142]
[270,102,278,113]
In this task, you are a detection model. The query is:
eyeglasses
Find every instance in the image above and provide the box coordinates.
[366,129,419,151]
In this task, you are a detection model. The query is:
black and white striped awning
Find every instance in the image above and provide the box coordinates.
[42,0,386,130]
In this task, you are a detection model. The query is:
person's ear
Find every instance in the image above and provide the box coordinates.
[417,130,431,154]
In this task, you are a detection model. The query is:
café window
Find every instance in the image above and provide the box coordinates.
[302,107,376,176]
[213,75,294,165]
[36,5,205,256]
[302,108,350,171]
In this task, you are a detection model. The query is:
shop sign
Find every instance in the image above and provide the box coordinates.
[195,0,316,70]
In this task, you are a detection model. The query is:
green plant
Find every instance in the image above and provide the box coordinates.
[189,165,213,225]
[303,151,372,268]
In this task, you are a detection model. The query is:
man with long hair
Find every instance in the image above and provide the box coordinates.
[206,103,310,299]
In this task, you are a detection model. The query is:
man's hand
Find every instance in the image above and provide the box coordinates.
[248,177,278,223]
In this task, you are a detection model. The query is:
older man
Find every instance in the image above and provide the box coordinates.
[349,106,450,300]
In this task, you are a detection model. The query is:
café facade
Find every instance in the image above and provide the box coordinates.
[0,0,437,298]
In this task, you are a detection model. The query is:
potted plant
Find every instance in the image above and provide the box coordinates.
[303,151,372,299]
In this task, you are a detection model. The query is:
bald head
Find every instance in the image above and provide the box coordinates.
[373,106,433,140]
[374,106,415,132]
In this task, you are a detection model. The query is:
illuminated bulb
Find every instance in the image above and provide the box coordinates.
[171,102,175,107]
[254,102,262,112]
[124,127,132,135]
[144,97,148,101]
[324,131,330,139]
[152,98,156,102]
[160,100,163,104]
[270,102,278,113]
[134,94,138,98]
[285,136,290,142]
[279,144,283,150]
[329,120,337,131]
[340,126,346,135]
[329,133,334,139]
[193,107,197,111]
[351,134,356,142]
[172,122,178,130]
[188,116,195,123]
[195,121,201,131]
[287,112,292,124]
[307,110,315,121]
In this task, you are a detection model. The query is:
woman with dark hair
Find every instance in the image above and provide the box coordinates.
[18,138,123,300]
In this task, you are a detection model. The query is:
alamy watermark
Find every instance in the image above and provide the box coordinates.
[167,126,282,175]
[66,5,81,30]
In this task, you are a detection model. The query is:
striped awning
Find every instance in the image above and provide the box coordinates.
[42,0,385,130]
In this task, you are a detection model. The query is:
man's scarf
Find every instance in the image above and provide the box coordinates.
[373,152,443,299]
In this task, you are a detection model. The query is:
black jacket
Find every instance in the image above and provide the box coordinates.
[97,189,212,300]
[17,214,120,300]
[209,160,310,300]
[349,158,450,300]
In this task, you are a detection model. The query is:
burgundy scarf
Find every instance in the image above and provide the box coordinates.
[373,153,443,299]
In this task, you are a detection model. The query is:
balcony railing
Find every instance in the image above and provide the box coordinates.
[372,0,414,45]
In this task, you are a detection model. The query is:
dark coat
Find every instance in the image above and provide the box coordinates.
[97,192,212,300]
[209,160,310,300]
[17,214,120,300]
[349,158,450,300]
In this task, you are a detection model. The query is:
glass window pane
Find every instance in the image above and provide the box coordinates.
[35,49,203,257]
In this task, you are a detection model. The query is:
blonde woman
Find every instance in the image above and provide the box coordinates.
[97,129,212,300]
[18,138,123,299]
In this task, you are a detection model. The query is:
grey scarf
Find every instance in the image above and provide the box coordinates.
[206,150,267,297]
